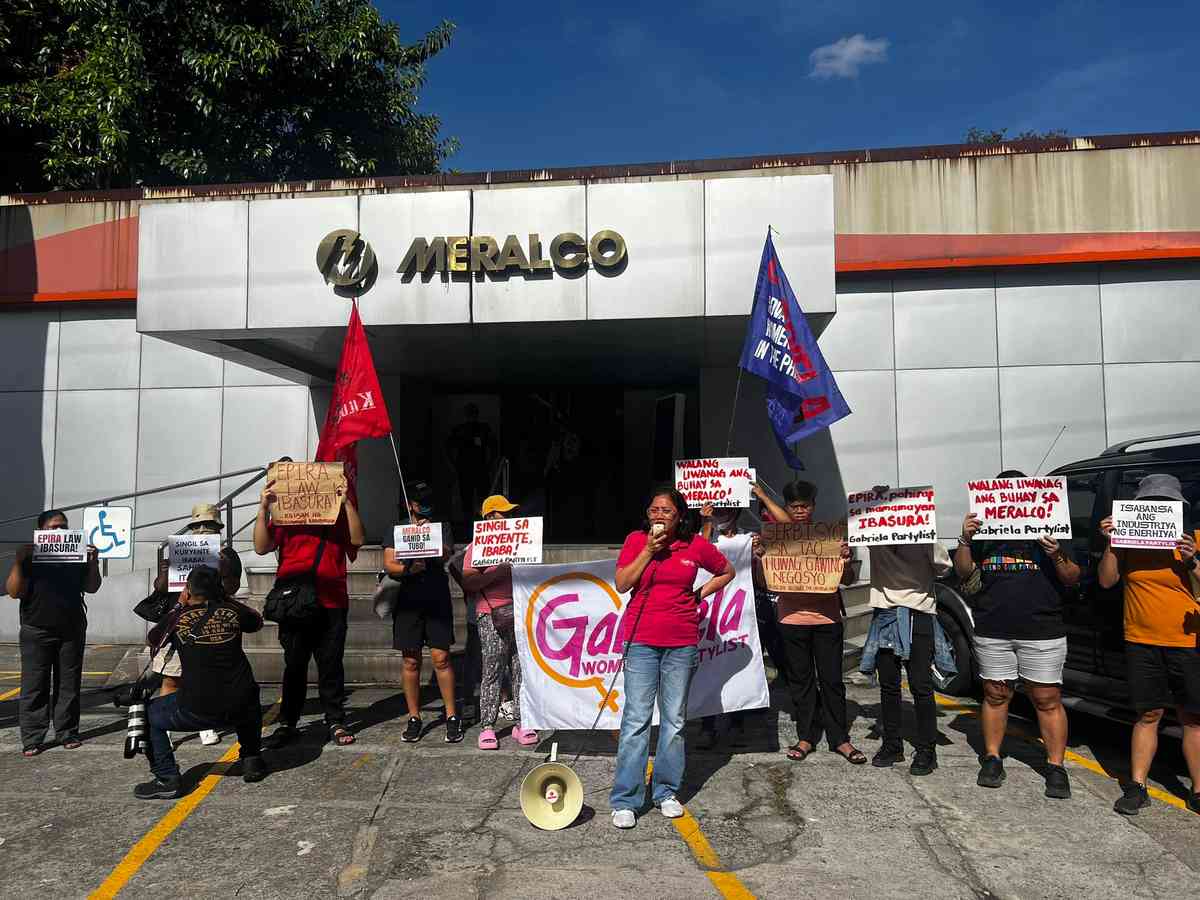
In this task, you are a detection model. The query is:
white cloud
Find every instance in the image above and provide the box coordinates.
[809,34,889,79]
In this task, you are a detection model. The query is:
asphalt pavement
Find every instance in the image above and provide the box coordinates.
[0,644,1197,899]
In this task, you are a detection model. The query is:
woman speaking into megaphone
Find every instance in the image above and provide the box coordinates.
[609,486,734,829]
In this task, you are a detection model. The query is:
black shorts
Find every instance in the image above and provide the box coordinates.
[1125,642,1200,713]
[392,594,454,652]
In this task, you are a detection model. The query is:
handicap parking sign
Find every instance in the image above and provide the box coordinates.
[82,506,133,559]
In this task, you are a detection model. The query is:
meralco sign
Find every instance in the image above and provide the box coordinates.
[398,230,627,275]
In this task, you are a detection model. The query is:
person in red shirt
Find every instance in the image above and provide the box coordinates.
[253,469,364,747]
[609,486,733,829]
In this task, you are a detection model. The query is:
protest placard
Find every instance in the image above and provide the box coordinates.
[1110,500,1183,550]
[392,523,445,559]
[32,530,87,563]
[967,476,1072,540]
[847,486,938,545]
[760,522,846,593]
[168,534,222,591]
[472,517,543,566]
[267,461,347,525]
[674,457,752,508]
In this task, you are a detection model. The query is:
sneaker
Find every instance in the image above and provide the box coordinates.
[611,809,636,829]
[445,715,465,743]
[241,755,268,784]
[499,700,517,721]
[1114,781,1150,816]
[1044,765,1071,800]
[658,796,685,819]
[401,717,423,743]
[133,776,182,800]
[977,755,1006,789]
[200,729,220,746]
[872,742,905,768]
[910,749,938,776]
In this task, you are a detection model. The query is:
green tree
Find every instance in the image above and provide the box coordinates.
[963,127,1070,145]
[0,0,457,192]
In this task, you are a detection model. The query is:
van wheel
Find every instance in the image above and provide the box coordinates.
[935,609,976,697]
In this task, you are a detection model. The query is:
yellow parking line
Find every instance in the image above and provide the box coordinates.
[85,694,282,897]
[933,693,1190,813]
[646,761,757,899]
[89,742,241,899]
[0,687,19,702]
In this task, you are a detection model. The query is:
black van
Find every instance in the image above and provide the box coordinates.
[934,431,1200,735]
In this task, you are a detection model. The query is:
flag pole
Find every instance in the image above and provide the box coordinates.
[389,432,412,525]
[726,225,776,455]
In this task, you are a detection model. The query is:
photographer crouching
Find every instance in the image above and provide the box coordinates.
[135,565,268,799]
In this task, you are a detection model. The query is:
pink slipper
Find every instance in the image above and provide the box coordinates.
[477,728,498,750]
[513,726,539,746]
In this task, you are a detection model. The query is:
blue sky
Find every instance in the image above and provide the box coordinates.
[380,1,1197,173]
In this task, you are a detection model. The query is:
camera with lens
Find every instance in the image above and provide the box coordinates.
[113,673,162,759]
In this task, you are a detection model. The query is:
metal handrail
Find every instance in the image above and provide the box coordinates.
[0,465,268,529]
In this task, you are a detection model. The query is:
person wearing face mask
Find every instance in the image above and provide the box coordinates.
[383,481,462,743]
[609,487,734,829]
[751,481,863,765]
[133,504,242,747]
[5,509,102,757]
[461,494,538,750]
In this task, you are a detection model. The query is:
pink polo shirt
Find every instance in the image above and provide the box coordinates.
[616,530,730,648]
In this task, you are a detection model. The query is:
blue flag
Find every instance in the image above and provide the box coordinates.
[738,233,850,468]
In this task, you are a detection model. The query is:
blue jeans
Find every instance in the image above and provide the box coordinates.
[146,692,262,782]
[610,643,698,811]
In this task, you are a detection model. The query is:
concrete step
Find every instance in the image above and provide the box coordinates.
[842,635,866,674]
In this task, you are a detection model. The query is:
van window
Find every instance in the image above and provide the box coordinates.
[1065,473,1103,553]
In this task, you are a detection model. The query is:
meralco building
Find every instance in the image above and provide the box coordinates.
[2,131,1199,642]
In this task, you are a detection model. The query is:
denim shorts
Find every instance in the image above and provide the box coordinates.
[973,636,1067,684]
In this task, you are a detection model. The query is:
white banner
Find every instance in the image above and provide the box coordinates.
[967,476,1071,540]
[512,534,769,731]
[32,530,87,563]
[674,457,752,509]
[168,534,222,591]
[1111,500,1183,550]
[392,522,445,559]
[847,486,937,545]
[472,516,543,565]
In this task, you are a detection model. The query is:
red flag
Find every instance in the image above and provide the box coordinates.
[316,303,392,495]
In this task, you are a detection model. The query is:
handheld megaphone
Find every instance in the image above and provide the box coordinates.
[520,742,583,831]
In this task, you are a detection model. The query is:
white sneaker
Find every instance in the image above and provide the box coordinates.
[611,809,636,829]
[658,797,685,819]
[200,730,220,746]
[499,700,516,721]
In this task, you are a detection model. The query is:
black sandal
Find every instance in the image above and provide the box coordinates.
[786,742,813,761]
[834,745,868,765]
[265,725,299,749]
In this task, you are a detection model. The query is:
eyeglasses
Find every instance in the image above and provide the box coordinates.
[647,507,676,515]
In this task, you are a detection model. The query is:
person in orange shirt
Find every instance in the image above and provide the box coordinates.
[1099,473,1200,816]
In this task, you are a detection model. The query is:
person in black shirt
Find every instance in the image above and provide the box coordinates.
[953,470,1081,800]
[135,566,267,799]
[384,482,462,743]
[5,509,102,756]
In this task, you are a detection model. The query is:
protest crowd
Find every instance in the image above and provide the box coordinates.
[3,236,1198,835]
[6,461,1200,827]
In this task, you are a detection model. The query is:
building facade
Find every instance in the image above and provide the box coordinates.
[2,132,1199,640]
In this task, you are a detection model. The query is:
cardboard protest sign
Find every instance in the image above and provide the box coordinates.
[267,461,347,525]
[674,457,752,509]
[847,486,937,545]
[1110,500,1184,550]
[32,530,87,563]
[760,522,846,593]
[967,476,1072,540]
[472,517,543,566]
[168,534,222,591]
[392,523,445,559]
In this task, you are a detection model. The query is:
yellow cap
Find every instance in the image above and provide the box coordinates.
[481,495,518,517]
